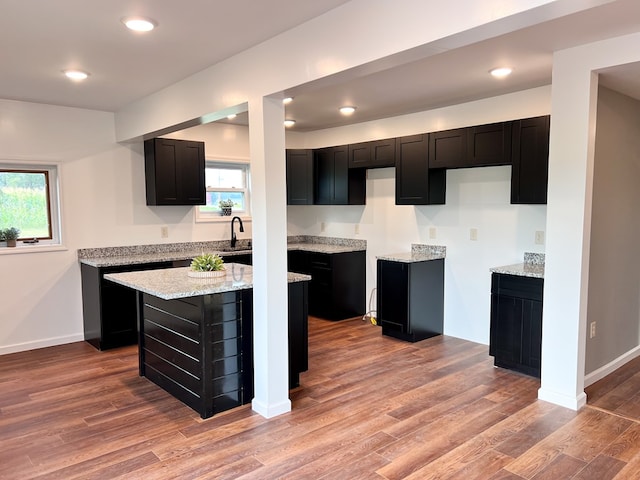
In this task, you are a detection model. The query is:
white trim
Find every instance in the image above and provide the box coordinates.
[537,388,587,411]
[251,398,292,419]
[0,244,68,255]
[584,345,640,387]
[0,333,85,356]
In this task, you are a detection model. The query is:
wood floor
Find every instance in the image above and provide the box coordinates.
[586,354,640,422]
[1,317,639,479]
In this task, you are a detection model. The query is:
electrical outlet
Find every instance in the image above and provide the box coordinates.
[590,321,596,338]
[354,224,360,234]
[429,227,437,239]
[160,226,168,238]
[535,231,545,245]
[470,228,478,241]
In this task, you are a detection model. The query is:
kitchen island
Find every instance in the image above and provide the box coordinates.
[105,264,310,419]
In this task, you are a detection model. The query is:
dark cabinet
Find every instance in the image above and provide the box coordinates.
[429,122,512,169]
[428,128,467,169]
[395,134,446,205]
[288,250,365,320]
[286,149,314,205]
[81,261,175,350]
[489,273,543,378]
[315,146,365,205]
[348,138,396,168]
[511,115,550,204]
[144,138,205,206]
[377,258,444,342]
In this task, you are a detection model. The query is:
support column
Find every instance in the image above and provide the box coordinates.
[247,95,291,418]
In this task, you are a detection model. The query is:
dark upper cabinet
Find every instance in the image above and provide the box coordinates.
[511,115,550,204]
[429,122,512,169]
[489,273,543,378]
[286,149,314,205]
[467,121,512,167]
[315,146,365,205]
[395,134,446,205]
[348,138,396,168]
[428,128,467,169]
[144,138,205,206]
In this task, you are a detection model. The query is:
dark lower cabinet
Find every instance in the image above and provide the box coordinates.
[288,250,365,320]
[377,259,444,342]
[81,261,174,350]
[138,281,308,419]
[489,273,543,378]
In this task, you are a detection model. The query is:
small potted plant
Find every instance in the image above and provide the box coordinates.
[188,253,226,278]
[218,199,234,216]
[2,227,20,247]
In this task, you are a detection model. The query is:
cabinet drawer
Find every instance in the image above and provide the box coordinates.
[491,273,543,302]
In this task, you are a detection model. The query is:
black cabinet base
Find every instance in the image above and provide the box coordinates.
[381,327,441,343]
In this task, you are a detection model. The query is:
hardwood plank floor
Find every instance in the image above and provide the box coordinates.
[586,354,640,422]
[1,317,639,479]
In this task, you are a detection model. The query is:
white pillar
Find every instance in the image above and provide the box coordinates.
[247,95,291,418]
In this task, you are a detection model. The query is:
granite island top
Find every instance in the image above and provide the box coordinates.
[377,244,446,263]
[105,264,311,300]
[490,252,545,279]
[78,236,366,268]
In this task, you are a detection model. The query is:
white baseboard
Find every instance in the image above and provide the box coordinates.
[584,345,640,387]
[0,334,85,356]
[252,398,292,418]
[538,388,587,411]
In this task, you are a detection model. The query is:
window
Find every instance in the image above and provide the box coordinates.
[0,164,61,245]
[195,160,250,222]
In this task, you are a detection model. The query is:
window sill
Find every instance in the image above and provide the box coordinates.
[0,244,68,255]
[195,215,252,224]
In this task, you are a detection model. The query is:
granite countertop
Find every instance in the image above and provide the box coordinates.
[105,264,311,300]
[377,244,446,263]
[490,252,545,279]
[78,236,366,268]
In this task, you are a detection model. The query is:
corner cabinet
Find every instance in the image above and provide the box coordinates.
[395,134,446,205]
[314,146,365,205]
[144,138,205,206]
[377,258,444,342]
[286,149,314,205]
[511,115,550,204]
[489,273,543,378]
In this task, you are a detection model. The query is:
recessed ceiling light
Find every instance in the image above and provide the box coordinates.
[490,67,513,78]
[63,70,89,81]
[227,114,237,120]
[122,16,157,32]
[283,97,293,104]
[284,119,296,127]
[339,106,356,115]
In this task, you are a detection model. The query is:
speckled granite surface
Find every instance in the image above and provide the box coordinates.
[78,236,366,267]
[376,244,446,263]
[105,264,311,300]
[490,252,545,278]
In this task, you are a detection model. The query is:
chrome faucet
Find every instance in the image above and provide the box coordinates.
[230,216,244,248]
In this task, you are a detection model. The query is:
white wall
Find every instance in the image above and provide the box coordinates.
[0,100,251,354]
[287,87,549,344]
[585,86,640,375]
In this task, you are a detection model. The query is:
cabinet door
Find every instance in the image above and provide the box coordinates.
[286,149,314,205]
[467,122,512,167]
[522,298,543,371]
[377,260,409,332]
[315,146,354,205]
[314,147,335,205]
[429,128,467,168]
[511,115,550,204]
[490,293,524,365]
[395,134,445,205]
[178,140,206,204]
[348,142,371,168]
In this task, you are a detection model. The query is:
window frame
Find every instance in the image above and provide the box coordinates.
[0,163,62,247]
[195,158,251,223]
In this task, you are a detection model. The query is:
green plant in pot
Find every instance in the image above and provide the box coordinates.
[218,199,234,216]
[188,253,226,278]
[2,227,20,247]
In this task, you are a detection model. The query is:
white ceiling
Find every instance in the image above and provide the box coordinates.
[2,0,640,132]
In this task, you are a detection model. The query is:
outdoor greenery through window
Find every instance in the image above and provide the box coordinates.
[196,161,250,221]
[0,166,60,243]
